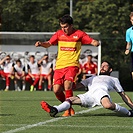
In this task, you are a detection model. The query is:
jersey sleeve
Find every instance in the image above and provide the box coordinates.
[27,64,30,70]
[14,67,17,72]
[114,78,124,92]
[23,66,25,71]
[12,63,15,67]
[81,32,93,44]
[49,31,58,45]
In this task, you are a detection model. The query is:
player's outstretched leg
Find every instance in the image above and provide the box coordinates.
[41,101,58,117]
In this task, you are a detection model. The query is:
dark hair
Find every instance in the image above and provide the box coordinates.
[30,55,35,58]
[102,61,113,69]
[16,59,21,64]
[130,12,133,18]
[87,55,93,58]
[59,14,73,25]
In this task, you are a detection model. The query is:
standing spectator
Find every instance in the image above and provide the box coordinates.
[82,55,98,80]
[35,14,100,116]
[14,59,26,91]
[25,55,40,91]
[0,55,14,91]
[125,12,133,79]
[38,54,53,91]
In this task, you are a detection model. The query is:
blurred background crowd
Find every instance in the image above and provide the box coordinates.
[0,50,98,91]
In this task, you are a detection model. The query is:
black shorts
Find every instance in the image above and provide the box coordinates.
[131,52,133,72]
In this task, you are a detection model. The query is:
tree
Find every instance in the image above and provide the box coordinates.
[0,0,133,89]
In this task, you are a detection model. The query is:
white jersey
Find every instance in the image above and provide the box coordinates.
[3,62,13,73]
[78,75,124,108]
[41,60,52,75]
[28,62,40,74]
[14,64,24,75]
[81,75,124,93]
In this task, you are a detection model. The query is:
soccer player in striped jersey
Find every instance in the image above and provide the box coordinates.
[35,14,100,116]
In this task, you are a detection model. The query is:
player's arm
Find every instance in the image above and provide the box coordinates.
[0,56,9,65]
[75,82,86,90]
[35,41,52,48]
[90,39,100,47]
[27,65,34,78]
[48,64,53,75]
[35,32,58,48]
[125,42,131,55]
[118,91,133,109]
[10,63,15,75]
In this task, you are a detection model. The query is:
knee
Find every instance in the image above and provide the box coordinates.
[53,86,62,95]
[102,103,114,110]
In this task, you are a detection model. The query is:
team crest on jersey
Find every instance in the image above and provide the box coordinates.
[73,36,78,39]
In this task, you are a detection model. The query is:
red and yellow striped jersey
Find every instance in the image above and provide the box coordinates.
[49,29,93,69]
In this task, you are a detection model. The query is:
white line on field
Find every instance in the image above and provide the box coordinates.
[1,124,132,129]
[2,106,103,133]
[33,124,133,129]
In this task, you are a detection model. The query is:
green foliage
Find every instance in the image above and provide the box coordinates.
[0,0,133,89]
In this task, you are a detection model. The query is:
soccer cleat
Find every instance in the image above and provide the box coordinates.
[62,107,75,117]
[41,101,58,117]
[70,107,75,116]
[30,85,34,91]
[129,110,133,117]
[62,109,70,117]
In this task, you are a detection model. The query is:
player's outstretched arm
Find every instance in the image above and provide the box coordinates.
[118,92,133,109]
[90,39,100,47]
[35,41,52,48]
[75,83,86,90]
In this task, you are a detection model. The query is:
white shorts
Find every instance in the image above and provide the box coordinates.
[77,89,111,108]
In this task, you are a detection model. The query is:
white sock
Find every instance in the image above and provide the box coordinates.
[22,84,25,90]
[54,101,71,112]
[114,103,131,116]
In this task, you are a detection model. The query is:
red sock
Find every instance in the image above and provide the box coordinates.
[38,85,42,90]
[55,91,65,103]
[65,89,73,99]
[48,85,52,90]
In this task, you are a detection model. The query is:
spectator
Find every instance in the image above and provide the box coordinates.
[82,55,98,80]
[0,55,14,91]
[38,54,53,91]
[14,59,26,91]
[25,55,40,91]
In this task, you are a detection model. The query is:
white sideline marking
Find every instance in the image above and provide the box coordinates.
[2,106,102,133]
[37,124,133,128]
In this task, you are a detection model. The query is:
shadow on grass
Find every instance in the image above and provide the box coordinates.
[0,114,15,116]
[73,112,129,118]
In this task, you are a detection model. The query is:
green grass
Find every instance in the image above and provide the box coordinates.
[0,91,133,133]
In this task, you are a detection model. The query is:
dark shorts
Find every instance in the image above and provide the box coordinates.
[131,52,133,72]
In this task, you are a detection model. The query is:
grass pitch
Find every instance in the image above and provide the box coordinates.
[0,91,133,133]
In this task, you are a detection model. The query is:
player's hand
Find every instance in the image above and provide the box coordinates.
[5,56,10,60]
[35,41,41,47]
[125,49,130,55]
